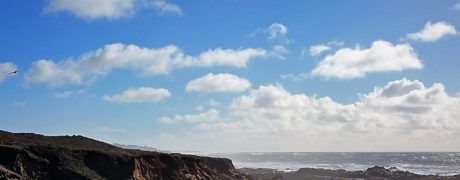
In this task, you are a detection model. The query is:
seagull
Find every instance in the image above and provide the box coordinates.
[7,69,21,76]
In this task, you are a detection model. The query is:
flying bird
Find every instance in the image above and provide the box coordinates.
[7,69,21,76]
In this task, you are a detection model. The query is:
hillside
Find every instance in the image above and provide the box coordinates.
[0,130,249,180]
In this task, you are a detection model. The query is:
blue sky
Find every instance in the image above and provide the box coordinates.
[1,0,460,152]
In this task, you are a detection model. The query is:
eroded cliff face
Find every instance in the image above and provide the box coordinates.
[0,130,249,180]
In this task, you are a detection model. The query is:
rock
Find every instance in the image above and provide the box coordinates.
[388,166,399,172]
[365,166,392,176]
[240,166,460,180]
[0,165,22,180]
[0,130,250,180]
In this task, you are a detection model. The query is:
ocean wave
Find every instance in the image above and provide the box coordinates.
[218,152,460,176]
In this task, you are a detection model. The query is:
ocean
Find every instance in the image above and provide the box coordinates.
[209,152,460,176]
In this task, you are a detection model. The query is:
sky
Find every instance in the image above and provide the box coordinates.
[1,0,460,152]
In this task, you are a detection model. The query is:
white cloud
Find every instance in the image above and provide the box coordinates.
[249,23,292,44]
[406,21,457,42]
[186,73,251,93]
[304,41,344,57]
[195,105,204,111]
[10,101,26,108]
[208,99,221,106]
[24,59,83,87]
[454,2,460,11]
[45,0,135,19]
[0,62,17,83]
[311,40,422,79]
[24,43,267,87]
[309,44,330,56]
[280,73,310,81]
[103,87,170,104]
[271,45,289,60]
[150,0,182,15]
[44,0,182,20]
[268,23,288,39]
[54,91,74,98]
[158,109,220,124]
[327,40,345,46]
[96,127,127,133]
[169,79,460,152]
[188,47,267,68]
[53,89,84,98]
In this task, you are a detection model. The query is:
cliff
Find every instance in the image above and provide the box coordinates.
[0,130,249,180]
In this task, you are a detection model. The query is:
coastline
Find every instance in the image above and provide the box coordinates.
[238,166,460,180]
[210,152,460,177]
[2,130,459,179]
[231,162,460,177]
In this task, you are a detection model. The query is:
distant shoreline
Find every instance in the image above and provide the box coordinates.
[232,163,460,176]
[238,166,460,179]
[208,152,460,177]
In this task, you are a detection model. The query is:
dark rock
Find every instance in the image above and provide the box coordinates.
[240,166,460,180]
[0,165,21,180]
[0,130,250,180]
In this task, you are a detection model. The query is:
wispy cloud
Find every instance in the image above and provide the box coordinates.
[149,0,182,15]
[44,0,182,20]
[453,2,460,11]
[9,101,26,108]
[306,41,344,57]
[309,44,330,56]
[158,109,220,124]
[208,99,221,106]
[54,91,74,98]
[249,23,292,44]
[53,89,84,98]
[0,62,17,84]
[271,45,289,60]
[280,73,310,81]
[103,87,171,104]
[96,127,127,133]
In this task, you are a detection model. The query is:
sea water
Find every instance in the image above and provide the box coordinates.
[210,152,460,176]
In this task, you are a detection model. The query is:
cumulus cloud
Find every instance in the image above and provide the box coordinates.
[186,73,251,93]
[0,62,17,83]
[103,87,170,104]
[165,79,460,151]
[311,40,423,79]
[24,43,267,87]
[406,21,457,42]
[44,0,182,20]
[190,47,267,68]
[158,109,220,124]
